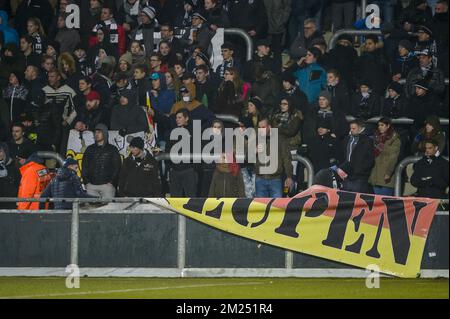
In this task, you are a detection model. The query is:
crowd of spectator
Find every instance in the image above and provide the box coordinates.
[0,0,449,209]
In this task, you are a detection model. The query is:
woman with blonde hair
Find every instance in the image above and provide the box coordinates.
[57,52,81,92]
[27,17,47,55]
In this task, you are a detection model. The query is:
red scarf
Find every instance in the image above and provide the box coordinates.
[373,127,394,157]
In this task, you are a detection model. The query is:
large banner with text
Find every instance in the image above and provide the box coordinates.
[148,186,439,277]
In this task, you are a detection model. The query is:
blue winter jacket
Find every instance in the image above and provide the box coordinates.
[294,62,327,104]
[40,167,94,209]
[150,74,176,115]
[0,11,19,45]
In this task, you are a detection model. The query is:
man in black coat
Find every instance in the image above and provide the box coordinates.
[0,142,21,209]
[336,119,375,193]
[326,34,358,89]
[407,80,441,130]
[82,123,122,198]
[118,137,162,197]
[354,35,390,96]
[302,90,348,145]
[307,120,343,173]
[383,82,408,118]
[166,108,199,197]
[351,81,383,121]
[411,139,449,199]
[326,69,351,114]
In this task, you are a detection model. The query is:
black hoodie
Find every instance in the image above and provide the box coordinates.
[110,89,149,134]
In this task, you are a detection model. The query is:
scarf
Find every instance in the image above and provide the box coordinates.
[373,127,394,157]
[93,19,119,45]
[217,153,240,177]
[274,111,290,127]
[0,159,8,178]
[3,85,28,100]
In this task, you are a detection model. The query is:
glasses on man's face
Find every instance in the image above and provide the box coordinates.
[213,126,222,130]
[280,102,289,106]
[150,59,159,62]
[304,26,313,30]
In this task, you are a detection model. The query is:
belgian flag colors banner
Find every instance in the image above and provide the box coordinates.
[148,186,439,278]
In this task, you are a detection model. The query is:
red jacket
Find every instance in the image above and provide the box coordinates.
[17,162,52,210]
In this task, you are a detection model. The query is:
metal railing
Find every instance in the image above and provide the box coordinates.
[216,114,450,127]
[37,151,65,166]
[224,28,254,61]
[394,155,449,201]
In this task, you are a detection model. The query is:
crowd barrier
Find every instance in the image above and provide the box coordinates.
[0,196,447,278]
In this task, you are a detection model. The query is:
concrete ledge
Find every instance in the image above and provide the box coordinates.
[0,268,447,278]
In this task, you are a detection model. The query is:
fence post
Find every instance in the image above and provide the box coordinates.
[178,215,186,275]
[70,201,80,266]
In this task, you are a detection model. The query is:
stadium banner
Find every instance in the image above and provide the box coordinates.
[148,186,439,278]
[66,129,146,169]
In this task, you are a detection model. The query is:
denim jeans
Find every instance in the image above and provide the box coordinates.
[373,186,394,196]
[255,177,283,198]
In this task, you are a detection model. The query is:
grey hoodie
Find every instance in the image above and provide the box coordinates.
[94,123,110,145]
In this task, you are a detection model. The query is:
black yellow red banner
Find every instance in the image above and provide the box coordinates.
[148,186,439,277]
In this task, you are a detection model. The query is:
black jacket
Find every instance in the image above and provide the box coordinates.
[303,107,349,144]
[407,92,440,129]
[354,49,390,95]
[351,92,382,120]
[390,54,419,79]
[339,132,375,181]
[33,101,62,149]
[110,104,148,134]
[7,138,38,161]
[411,155,449,199]
[382,95,408,119]
[326,81,351,114]
[326,44,359,89]
[74,104,110,131]
[228,0,267,38]
[278,87,310,115]
[0,143,20,209]
[307,133,343,172]
[118,152,162,197]
[40,167,94,209]
[81,128,122,186]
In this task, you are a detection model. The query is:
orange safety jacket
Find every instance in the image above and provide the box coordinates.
[17,162,52,210]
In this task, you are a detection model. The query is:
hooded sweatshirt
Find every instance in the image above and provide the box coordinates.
[150,74,176,115]
[110,89,149,134]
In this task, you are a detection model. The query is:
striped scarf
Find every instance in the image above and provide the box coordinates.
[93,19,119,45]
